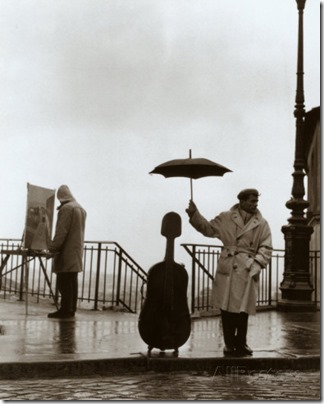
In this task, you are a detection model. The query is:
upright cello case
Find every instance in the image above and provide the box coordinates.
[138,212,191,356]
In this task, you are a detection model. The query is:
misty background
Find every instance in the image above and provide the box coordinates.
[0,0,320,271]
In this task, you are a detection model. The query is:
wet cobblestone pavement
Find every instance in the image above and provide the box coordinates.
[0,299,320,364]
[0,299,321,400]
[0,370,321,400]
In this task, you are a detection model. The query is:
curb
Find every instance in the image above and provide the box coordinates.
[146,355,320,372]
[0,357,147,380]
[0,355,320,379]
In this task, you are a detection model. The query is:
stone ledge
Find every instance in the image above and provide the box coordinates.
[0,355,319,379]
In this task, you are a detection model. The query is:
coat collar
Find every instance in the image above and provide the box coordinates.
[230,204,263,237]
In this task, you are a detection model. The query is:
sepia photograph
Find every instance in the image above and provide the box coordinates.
[0,0,320,400]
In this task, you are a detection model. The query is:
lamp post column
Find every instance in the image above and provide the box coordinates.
[277,0,315,311]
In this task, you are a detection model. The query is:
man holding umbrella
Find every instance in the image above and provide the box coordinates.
[186,189,272,356]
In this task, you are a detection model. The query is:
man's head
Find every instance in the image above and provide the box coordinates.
[237,188,260,214]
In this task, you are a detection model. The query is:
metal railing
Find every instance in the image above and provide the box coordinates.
[182,243,320,314]
[0,238,320,314]
[0,239,147,313]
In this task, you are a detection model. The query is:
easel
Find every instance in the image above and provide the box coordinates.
[0,248,59,315]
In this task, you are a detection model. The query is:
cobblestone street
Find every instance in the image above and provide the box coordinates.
[0,370,321,401]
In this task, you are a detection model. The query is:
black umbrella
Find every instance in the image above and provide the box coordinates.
[150,150,232,199]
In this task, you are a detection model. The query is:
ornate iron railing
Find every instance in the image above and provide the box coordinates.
[181,243,320,314]
[0,239,319,314]
[0,239,147,313]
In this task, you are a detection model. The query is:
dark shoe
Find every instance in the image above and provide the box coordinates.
[223,345,236,356]
[236,344,253,356]
[48,310,74,319]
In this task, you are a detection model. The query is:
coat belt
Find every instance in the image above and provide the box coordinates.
[222,246,256,257]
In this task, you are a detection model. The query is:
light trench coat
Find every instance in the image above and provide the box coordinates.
[190,204,272,315]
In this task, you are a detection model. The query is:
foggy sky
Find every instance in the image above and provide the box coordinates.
[0,0,320,269]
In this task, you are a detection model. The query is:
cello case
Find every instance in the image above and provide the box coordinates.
[138,212,191,356]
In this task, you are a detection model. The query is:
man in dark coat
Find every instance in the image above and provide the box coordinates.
[48,185,87,319]
[186,188,272,356]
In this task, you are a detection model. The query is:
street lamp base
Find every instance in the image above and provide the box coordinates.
[277,299,317,312]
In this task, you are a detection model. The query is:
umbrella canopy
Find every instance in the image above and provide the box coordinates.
[150,157,231,179]
[150,152,232,199]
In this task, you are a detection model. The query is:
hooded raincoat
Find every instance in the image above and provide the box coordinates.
[50,186,87,274]
[190,204,272,315]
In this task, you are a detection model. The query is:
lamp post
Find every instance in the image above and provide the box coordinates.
[277,0,315,311]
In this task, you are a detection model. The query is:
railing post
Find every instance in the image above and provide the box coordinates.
[19,256,24,301]
[268,259,272,306]
[93,242,102,311]
[191,245,196,314]
[116,248,123,306]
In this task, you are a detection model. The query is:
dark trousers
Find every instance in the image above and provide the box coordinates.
[56,272,78,313]
[221,310,249,348]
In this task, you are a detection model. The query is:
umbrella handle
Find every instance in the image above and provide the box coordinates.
[189,149,193,200]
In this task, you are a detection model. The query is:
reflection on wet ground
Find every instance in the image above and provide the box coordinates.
[0,299,320,363]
